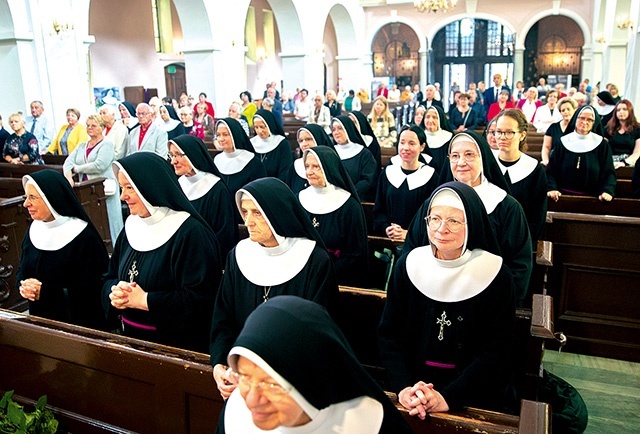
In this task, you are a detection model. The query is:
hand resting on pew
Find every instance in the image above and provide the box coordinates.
[548,189,613,202]
[19,278,42,301]
[398,381,449,419]
[108,281,149,311]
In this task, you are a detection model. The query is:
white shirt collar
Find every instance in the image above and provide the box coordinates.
[214,149,254,174]
[334,141,364,160]
[473,179,507,214]
[497,153,539,184]
[29,217,88,251]
[250,134,285,154]
[560,131,603,153]
[406,246,502,302]
[298,183,351,214]
[426,129,453,149]
[235,237,316,286]
[385,163,435,190]
[124,207,190,251]
[178,171,221,201]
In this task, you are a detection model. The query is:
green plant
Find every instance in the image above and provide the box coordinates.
[0,391,58,434]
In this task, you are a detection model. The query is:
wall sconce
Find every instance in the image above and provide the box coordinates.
[51,19,74,36]
[617,19,633,30]
[595,33,607,44]
[256,46,268,60]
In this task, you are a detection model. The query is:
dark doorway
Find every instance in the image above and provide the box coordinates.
[164,63,186,100]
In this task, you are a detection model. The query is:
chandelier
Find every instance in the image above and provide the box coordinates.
[414,0,458,13]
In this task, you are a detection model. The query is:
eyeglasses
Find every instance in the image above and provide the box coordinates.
[168,152,186,160]
[577,116,594,123]
[492,130,517,139]
[136,112,150,117]
[426,215,466,232]
[449,151,478,164]
[25,194,42,202]
[233,372,290,401]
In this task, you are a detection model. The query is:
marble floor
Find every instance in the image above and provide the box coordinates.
[543,351,640,434]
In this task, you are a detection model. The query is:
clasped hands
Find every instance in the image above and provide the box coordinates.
[19,278,42,301]
[385,223,407,242]
[109,281,149,311]
[398,381,449,419]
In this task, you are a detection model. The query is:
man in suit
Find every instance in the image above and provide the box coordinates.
[267,87,283,129]
[125,103,167,157]
[422,85,443,110]
[483,73,511,115]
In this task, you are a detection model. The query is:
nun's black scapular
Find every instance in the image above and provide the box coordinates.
[282,124,331,195]
[209,177,338,368]
[379,182,517,413]
[18,170,108,329]
[373,125,439,236]
[218,296,412,434]
[349,110,382,169]
[213,118,267,199]
[298,146,368,286]
[103,152,223,352]
[170,134,238,257]
[405,131,533,307]
[331,116,378,201]
[160,105,186,140]
[546,105,616,197]
[250,109,293,179]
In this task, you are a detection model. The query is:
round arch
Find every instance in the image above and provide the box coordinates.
[518,9,590,50]
[425,13,517,47]
[367,16,427,53]
[327,3,358,57]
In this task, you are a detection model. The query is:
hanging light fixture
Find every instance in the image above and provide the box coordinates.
[414,0,459,13]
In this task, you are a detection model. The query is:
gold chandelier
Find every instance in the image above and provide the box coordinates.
[414,0,459,13]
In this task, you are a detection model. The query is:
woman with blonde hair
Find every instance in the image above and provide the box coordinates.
[367,96,397,148]
[46,108,88,155]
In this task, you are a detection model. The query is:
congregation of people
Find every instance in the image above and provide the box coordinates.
[7,73,637,433]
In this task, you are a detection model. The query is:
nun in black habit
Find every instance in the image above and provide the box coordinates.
[546,105,616,202]
[404,131,532,307]
[213,117,267,199]
[348,110,383,170]
[298,146,368,286]
[169,134,238,257]
[210,177,338,400]
[18,170,109,329]
[250,109,293,179]
[330,116,378,201]
[422,105,453,175]
[379,182,516,415]
[218,296,411,434]
[282,124,332,195]
[104,152,223,352]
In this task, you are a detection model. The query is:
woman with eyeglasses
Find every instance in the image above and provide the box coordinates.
[494,109,548,246]
[379,182,517,418]
[168,134,237,258]
[283,124,332,195]
[546,105,616,202]
[404,131,532,307]
[421,106,453,175]
[218,296,411,434]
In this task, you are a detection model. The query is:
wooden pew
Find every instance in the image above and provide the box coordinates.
[0,162,64,178]
[542,211,640,362]
[548,194,640,217]
[42,154,67,165]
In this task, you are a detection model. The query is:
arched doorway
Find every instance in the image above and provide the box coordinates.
[164,63,186,100]
[371,23,420,88]
[524,16,584,89]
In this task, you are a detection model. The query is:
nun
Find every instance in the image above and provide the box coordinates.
[104,152,223,352]
[159,105,185,140]
[169,134,238,257]
[118,101,139,131]
[379,182,516,416]
[210,177,338,400]
[213,117,267,199]
[348,111,383,171]
[18,170,109,329]
[218,296,412,434]
[373,125,439,241]
[546,105,616,202]
[421,106,453,175]
[330,116,378,201]
[282,124,331,195]
[298,146,368,286]
[251,109,293,179]
[404,131,532,307]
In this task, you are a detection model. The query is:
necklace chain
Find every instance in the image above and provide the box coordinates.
[263,286,272,303]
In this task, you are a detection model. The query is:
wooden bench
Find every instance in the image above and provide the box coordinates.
[0,162,64,178]
[42,154,67,165]
[548,194,640,217]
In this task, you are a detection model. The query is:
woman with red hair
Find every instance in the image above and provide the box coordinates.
[605,99,640,168]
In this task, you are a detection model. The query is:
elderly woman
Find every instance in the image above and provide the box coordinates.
[169,134,237,257]
[104,152,223,352]
[213,118,267,199]
[367,96,397,148]
[210,177,338,400]
[63,114,124,244]
[486,90,514,122]
[3,112,42,165]
[405,131,532,307]
[308,94,332,134]
[374,125,439,241]
[158,105,185,140]
[533,90,562,133]
[179,107,204,140]
[218,296,412,434]
[516,87,542,123]
[227,102,251,136]
[449,93,478,133]
[46,108,87,155]
[379,182,516,416]
[541,96,577,165]
[283,124,332,195]
[330,116,378,201]
[118,102,139,131]
[547,105,616,202]
[494,109,548,245]
[412,105,426,128]
[299,146,368,286]
[349,110,382,170]
[485,116,499,151]
[18,170,108,329]
[422,106,453,175]
[250,109,293,179]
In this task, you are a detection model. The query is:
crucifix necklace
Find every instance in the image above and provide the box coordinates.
[436,310,451,341]
[128,260,138,283]
[263,286,272,303]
